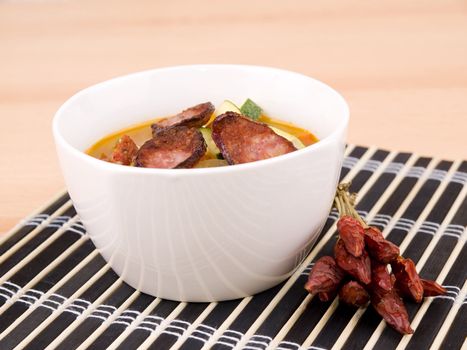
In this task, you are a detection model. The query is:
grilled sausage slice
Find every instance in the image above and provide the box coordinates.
[211,112,297,165]
[135,126,206,169]
[151,102,214,135]
[110,135,138,166]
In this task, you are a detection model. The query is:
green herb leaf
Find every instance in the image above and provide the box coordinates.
[240,98,262,120]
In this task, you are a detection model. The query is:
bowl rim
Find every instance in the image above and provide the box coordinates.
[53,64,349,176]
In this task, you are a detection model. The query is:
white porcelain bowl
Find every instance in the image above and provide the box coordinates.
[53,65,349,302]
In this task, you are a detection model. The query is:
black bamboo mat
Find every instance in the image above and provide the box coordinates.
[0,145,465,350]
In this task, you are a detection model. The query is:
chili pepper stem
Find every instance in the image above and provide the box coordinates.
[334,197,342,216]
[334,182,368,228]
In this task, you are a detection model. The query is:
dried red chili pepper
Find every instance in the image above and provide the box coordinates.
[391,256,424,303]
[305,256,345,295]
[305,182,444,334]
[334,239,372,285]
[371,262,392,292]
[337,215,365,257]
[339,281,370,307]
[364,227,399,264]
[370,288,414,334]
[318,291,337,302]
[421,279,447,297]
[390,273,397,288]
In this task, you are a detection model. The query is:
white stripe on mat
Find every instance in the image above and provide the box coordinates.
[0,214,79,284]
[399,261,466,350]
[0,250,101,342]
[0,206,131,344]
[136,303,187,349]
[0,228,88,315]
[0,200,73,265]
[11,265,113,349]
[103,298,161,349]
[201,297,253,350]
[428,279,467,350]
[269,153,426,349]
[168,303,218,350]
[359,161,465,350]
[0,190,69,246]
[76,300,155,349]
[394,183,467,350]
[48,290,141,350]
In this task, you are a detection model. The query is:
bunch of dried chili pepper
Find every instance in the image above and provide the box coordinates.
[305,182,447,335]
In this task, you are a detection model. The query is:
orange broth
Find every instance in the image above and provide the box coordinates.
[87,115,318,164]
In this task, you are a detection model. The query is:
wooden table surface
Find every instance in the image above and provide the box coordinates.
[1,0,466,233]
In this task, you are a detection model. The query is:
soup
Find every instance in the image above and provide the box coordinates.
[87,99,318,168]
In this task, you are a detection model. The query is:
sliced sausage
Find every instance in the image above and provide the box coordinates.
[110,135,138,166]
[151,102,214,135]
[135,126,206,169]
[211,112,297,165]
